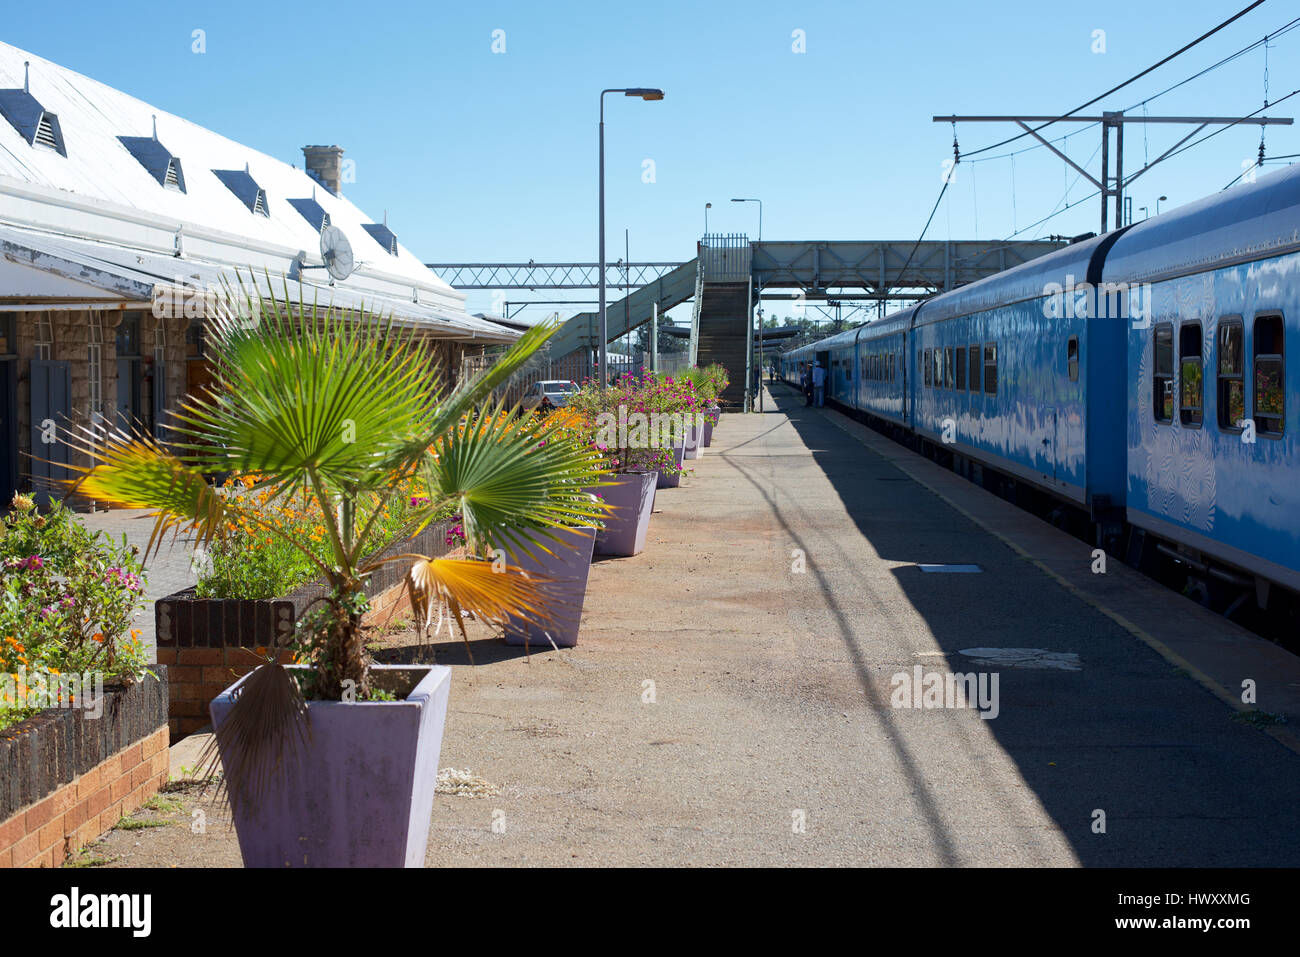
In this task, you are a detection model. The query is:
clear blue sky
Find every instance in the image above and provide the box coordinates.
[5,0,1297,321]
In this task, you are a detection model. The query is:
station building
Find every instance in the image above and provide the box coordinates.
[0,40,514,502]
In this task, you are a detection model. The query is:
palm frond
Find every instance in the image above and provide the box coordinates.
[196,660,311,820]
[421,405,609,555]
[59,426,226,561]
[166,278,441,494]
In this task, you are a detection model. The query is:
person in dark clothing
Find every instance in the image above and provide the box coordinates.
[801,364,812,405]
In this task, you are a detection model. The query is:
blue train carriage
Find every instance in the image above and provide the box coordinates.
[854,308,916,428]
[780,341,816,388]
[909,234,1128,512]
[1107,162,1300,599]
[819,327,862,403]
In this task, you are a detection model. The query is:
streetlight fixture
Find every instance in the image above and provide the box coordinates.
[705,202,712,235]
[599,87,664,386]
[1139,206,1148,220]
[730,197,762,240]
[1157,195,1167,215]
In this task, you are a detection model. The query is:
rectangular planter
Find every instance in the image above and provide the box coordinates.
[592,472,657,557]
[0,669,169,868]
[493,526,596,648]
[656,444,687,488]
[209,663,450,868]
[156,520,455,740]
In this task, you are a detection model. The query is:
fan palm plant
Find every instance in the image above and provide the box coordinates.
[61,283,607,707]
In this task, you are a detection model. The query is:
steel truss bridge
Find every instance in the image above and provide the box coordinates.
[427,237,1066,367]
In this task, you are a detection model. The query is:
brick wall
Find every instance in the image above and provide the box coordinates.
[0,670,169,868]
[10,306,187,493]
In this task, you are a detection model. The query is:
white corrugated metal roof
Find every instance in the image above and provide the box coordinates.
[0,40,504,338]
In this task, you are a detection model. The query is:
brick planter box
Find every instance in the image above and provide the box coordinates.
[0,669,169,868]
[156,520,456,740]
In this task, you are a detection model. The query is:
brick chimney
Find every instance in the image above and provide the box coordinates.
[302,145,344,195]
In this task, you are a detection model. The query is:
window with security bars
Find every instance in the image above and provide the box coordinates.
[88,313,104,419]
[35,313,54,360]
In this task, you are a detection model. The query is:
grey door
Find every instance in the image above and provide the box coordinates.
[29,359,71,506]
[152,360,167,442]
[0,359,17,502]
[115,357,141,432]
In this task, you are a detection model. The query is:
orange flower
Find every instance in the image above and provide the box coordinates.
[92,632,104,644]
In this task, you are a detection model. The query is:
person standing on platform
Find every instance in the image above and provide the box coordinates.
[801,363,812,405]
[812,361,826,408]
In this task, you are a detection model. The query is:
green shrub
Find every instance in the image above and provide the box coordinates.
[0,495,150,730]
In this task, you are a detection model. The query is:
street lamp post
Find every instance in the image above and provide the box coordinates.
[1157,195,1167,215]
[732,198,763,410]
[704,202,712,235]
[599,87,664,386]
[730,197,762,240]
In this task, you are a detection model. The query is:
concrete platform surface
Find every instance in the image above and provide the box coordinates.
[87,390,1300,867]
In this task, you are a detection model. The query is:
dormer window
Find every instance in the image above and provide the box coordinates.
[213,167,269,216]
[119,134,186,192]
[0,87,67,156]
[287,197,331,232]
[361,222,398,256]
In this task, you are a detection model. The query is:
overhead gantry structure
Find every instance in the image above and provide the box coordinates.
[427,236,1066,405]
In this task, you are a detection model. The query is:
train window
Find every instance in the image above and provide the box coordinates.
[955,346,966,390]
[983,342,997,395]
[1216,320,1246,431]
[1253,313,1284,436]
[924,349,932,387]
[889,353,895,382]
[934,349,943,390]
[969,344,980,393]
[943,347,953,389]
[1153,324,1174,423]
[1067,336,1079,382]
[1178,324,1203,427]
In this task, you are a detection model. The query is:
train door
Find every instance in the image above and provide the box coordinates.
[1043,407,1058,481]
[901,332,909,425]
[815,350,830,399]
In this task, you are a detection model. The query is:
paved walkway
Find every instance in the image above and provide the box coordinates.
[81,508,197,660]
[90,392,1300,866]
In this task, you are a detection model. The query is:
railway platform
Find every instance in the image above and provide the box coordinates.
[96,386,1300,867]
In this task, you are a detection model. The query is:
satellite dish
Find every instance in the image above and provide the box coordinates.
[319,225,354,282]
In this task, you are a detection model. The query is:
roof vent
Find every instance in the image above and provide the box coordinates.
[0,63,67,156]
[119,118,186,192]
[287,197,330,232]
[361,219,398,256]
[213,167,269,216]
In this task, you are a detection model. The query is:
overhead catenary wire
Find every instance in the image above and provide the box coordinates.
[960,0,1268,160]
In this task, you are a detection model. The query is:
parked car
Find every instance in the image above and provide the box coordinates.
[521,379,580,413]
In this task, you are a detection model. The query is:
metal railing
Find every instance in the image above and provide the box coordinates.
[461,348,646,406]
[699,233,752,282]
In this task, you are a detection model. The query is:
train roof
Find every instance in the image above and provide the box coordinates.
[857,305,920,338]
[914,234,1108,325]
[1102,161,1300,286]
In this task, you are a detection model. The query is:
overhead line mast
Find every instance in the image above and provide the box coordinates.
[934,113,1293,232]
